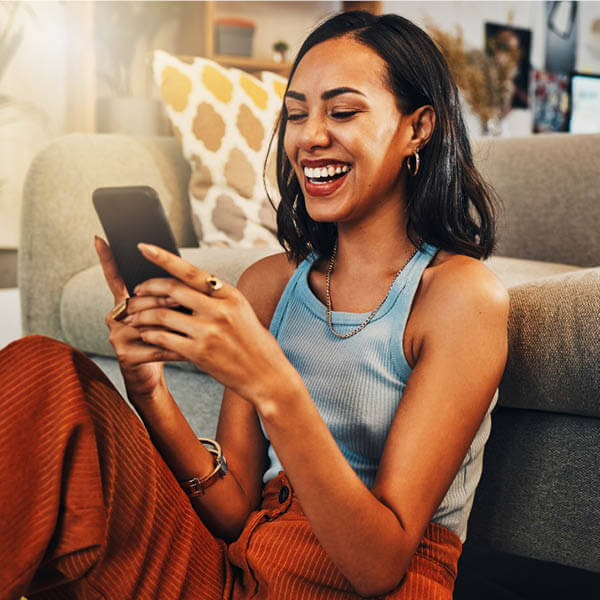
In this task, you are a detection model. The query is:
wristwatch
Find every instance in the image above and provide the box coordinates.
[178,438,228,498]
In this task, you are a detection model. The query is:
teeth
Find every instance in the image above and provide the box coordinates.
[303,164,351,179]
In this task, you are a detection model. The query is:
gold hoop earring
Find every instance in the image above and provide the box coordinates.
[406,150,420,177]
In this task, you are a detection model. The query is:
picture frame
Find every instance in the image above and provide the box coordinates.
[485,22,532,109]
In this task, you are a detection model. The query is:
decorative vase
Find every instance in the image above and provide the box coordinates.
[272,50,286,63]
[480,115,503,137]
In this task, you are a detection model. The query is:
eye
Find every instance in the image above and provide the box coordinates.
[331,110,359,120]
[286,112,307,122]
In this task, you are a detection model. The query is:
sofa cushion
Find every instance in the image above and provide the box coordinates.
[483,255,580,288]
[152,50,285,249]
[60,246,279,359]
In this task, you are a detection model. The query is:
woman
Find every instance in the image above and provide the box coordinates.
[1,11,508,600]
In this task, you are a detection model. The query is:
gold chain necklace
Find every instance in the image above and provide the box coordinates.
[325,242,418,339]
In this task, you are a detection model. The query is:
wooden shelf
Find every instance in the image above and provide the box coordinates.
[178,1,292,75]
[212,54,291,75]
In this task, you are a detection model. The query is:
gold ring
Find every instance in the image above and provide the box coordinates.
[205,275,223,294]
[110,298,129,321]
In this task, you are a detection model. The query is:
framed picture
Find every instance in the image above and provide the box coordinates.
[569,72,600,134]
[532,69,569,133]
[485,22,532,109]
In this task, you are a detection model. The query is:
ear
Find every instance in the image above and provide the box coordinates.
[409,105,435,151]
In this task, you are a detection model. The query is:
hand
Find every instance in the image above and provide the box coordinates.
[94,236,184,401]
[122,243,293,405]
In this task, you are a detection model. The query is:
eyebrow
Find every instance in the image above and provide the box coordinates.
[285,87,366,101]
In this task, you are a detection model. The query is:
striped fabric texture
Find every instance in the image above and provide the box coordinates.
[0,336,461,599]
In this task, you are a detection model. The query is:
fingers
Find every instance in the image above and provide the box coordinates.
[109,321,185,365]
[122,305,194,336]
[138,327,195,360]
[137,243,229,296]
[95,236,128,302]
[126,294,181,314]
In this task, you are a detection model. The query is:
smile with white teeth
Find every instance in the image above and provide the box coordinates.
[303,164,351,183]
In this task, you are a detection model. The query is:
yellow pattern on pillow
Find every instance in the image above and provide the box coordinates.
[153,50,287,249]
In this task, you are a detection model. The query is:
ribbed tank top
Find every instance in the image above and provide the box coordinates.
[262,243,497,541]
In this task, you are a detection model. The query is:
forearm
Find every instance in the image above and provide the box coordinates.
[129,379,254,541]
[258,376,413,596]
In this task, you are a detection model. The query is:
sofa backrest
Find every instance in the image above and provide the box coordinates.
[472,133,600,267]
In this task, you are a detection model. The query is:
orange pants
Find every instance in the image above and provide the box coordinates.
[0,336,461,599]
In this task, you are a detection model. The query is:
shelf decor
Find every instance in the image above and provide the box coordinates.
[427,22,520,135]
[214,17,255,57]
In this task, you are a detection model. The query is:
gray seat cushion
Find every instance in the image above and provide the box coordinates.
[61,246,278,358]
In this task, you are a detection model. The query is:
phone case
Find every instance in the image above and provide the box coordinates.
[93,186,182,296]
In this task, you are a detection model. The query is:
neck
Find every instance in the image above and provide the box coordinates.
[333,215,416,278]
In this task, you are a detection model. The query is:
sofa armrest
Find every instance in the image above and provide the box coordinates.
[500,266,600,418]
[19,133,196,342]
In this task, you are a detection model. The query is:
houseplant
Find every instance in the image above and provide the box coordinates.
[94,1,181,134]
[272,40,289,63]
[426,22,519,135]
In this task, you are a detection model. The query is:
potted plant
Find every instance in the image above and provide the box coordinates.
[95,2,181,135]
[272,40,289,63]
[426,22,519,135]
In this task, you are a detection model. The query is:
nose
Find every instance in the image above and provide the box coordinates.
[297,113,330,151]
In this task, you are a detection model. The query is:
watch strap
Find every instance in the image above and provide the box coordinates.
[178,438,228,498]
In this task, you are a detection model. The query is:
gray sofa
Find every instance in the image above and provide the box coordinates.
[19,133,599,592]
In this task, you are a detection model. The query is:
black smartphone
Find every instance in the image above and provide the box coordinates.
[93,185,183,296]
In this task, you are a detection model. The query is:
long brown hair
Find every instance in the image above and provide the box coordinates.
[267,10,501,264]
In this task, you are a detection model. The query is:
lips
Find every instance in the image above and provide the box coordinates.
[300,159,352,197]
[304,169,350,196]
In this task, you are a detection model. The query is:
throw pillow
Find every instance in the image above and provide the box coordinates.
[153,50,287,249]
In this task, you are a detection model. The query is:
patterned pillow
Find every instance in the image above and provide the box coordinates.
[152,50,287,249]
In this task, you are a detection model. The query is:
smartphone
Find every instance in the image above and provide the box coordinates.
[93,185,183,297]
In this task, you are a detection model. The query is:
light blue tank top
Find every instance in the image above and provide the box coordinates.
[262,243,497,541]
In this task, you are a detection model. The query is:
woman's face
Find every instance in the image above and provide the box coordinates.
[283,36,415,227]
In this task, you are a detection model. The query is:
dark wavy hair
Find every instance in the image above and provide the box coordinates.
[266,10,501,264]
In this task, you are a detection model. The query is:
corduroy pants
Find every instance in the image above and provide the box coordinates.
[0,336,462,600]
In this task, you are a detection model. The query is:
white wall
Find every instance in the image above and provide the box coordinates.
[577,1,600,72]
[213,1,341,61]
[0,1,68,249]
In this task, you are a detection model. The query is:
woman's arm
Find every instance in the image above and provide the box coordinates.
[131,245,509,597]
[96,237,270,541]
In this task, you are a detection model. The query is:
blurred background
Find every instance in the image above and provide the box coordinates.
[1,0,599,326]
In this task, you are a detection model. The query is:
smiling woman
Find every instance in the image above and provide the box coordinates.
[0,10,508,600]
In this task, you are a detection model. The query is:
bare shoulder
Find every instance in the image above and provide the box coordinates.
[404,250,509,368]
[421,251,510,327]
[237,252,297,328]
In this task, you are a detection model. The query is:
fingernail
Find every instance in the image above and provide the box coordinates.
[123,315,133,325]
[134,285,141,295]
[138,243,158,257]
